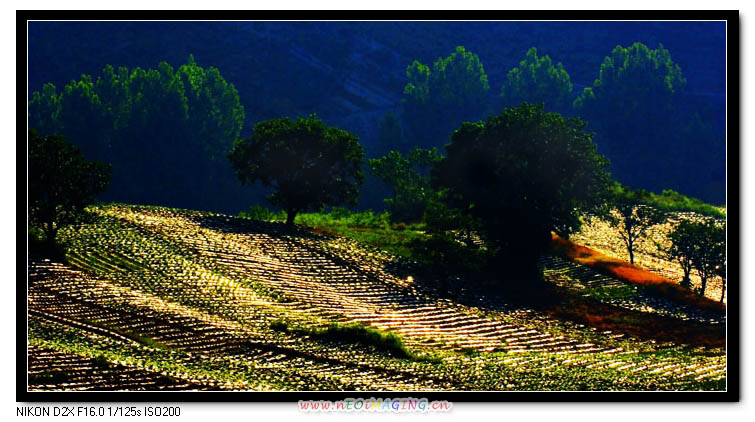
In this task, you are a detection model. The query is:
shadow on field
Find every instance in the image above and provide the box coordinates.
[191,214,326,241]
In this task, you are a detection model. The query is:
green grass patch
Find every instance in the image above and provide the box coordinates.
[296,208,427,259]
[646,190,725,219]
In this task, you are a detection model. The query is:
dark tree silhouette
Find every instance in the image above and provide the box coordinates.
[432,103,611,281]
[228,116,365,225]
[28,129,111,248]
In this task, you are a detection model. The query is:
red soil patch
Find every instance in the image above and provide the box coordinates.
[550,233,725,314]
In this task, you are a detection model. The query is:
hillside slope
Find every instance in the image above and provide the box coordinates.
[28,20,727,210]
[27,205,725,391]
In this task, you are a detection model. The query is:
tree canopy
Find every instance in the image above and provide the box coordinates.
[369,147,442,223]
[28,129,112,248]
[432,103,611,280]
[228,116,365,225]
[403,46,490,149]
[664,219,704,289]
[664,218,727,296]
[500,47,573,114]
[572,42,697,196]
[28,56,245,211]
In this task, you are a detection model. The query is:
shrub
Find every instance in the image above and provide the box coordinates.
[311,323,413,360]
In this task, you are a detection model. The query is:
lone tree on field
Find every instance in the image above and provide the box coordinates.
[664,219,699,289]
[691,220,726,296]
[228,116,365,225]
[603,183,666,265]
[432,103,611,282]
[28,129,112,248]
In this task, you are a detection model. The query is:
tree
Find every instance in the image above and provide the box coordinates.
[403,46,490,149]
[28,129,111,248]
[691,220,726,296]
[500,47,573,114]
[664,218,726,294]
[665,219,698,288]
[228,116,365,225]
[368,147,442,223]
[603,183,666,264]
[28,56,244,211]
[573,42,693,196]
[432,103,611,281]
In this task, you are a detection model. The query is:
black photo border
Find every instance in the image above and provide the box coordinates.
[17,9,740,403]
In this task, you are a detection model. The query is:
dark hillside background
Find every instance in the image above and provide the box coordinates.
[28,21,727,213]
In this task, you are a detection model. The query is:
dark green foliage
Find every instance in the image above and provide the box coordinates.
[403,46,490,149]
[407,235,492,278]
[312,323,413,360]
[661,218,726,295]
[91,355,111,369]
[603,183,667,264]
[422,193,478,238]
[228,116,365,225]
[28,56,245,211]
[368,147,442,223]
[500,47,573,114]
[269,319,289,332]
[28,129,111,249]
[573,42,721,200]
[432,103,611,281]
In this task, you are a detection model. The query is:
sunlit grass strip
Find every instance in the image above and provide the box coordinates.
[550,234,725,313]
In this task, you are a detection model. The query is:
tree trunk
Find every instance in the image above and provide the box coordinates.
[720,278,726,303]
[700,276,708,296]
[285,209,297,226]
[627,231,635,264]
[43,221,57,248]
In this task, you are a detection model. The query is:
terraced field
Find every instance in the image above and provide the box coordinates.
[26,205,727,391]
